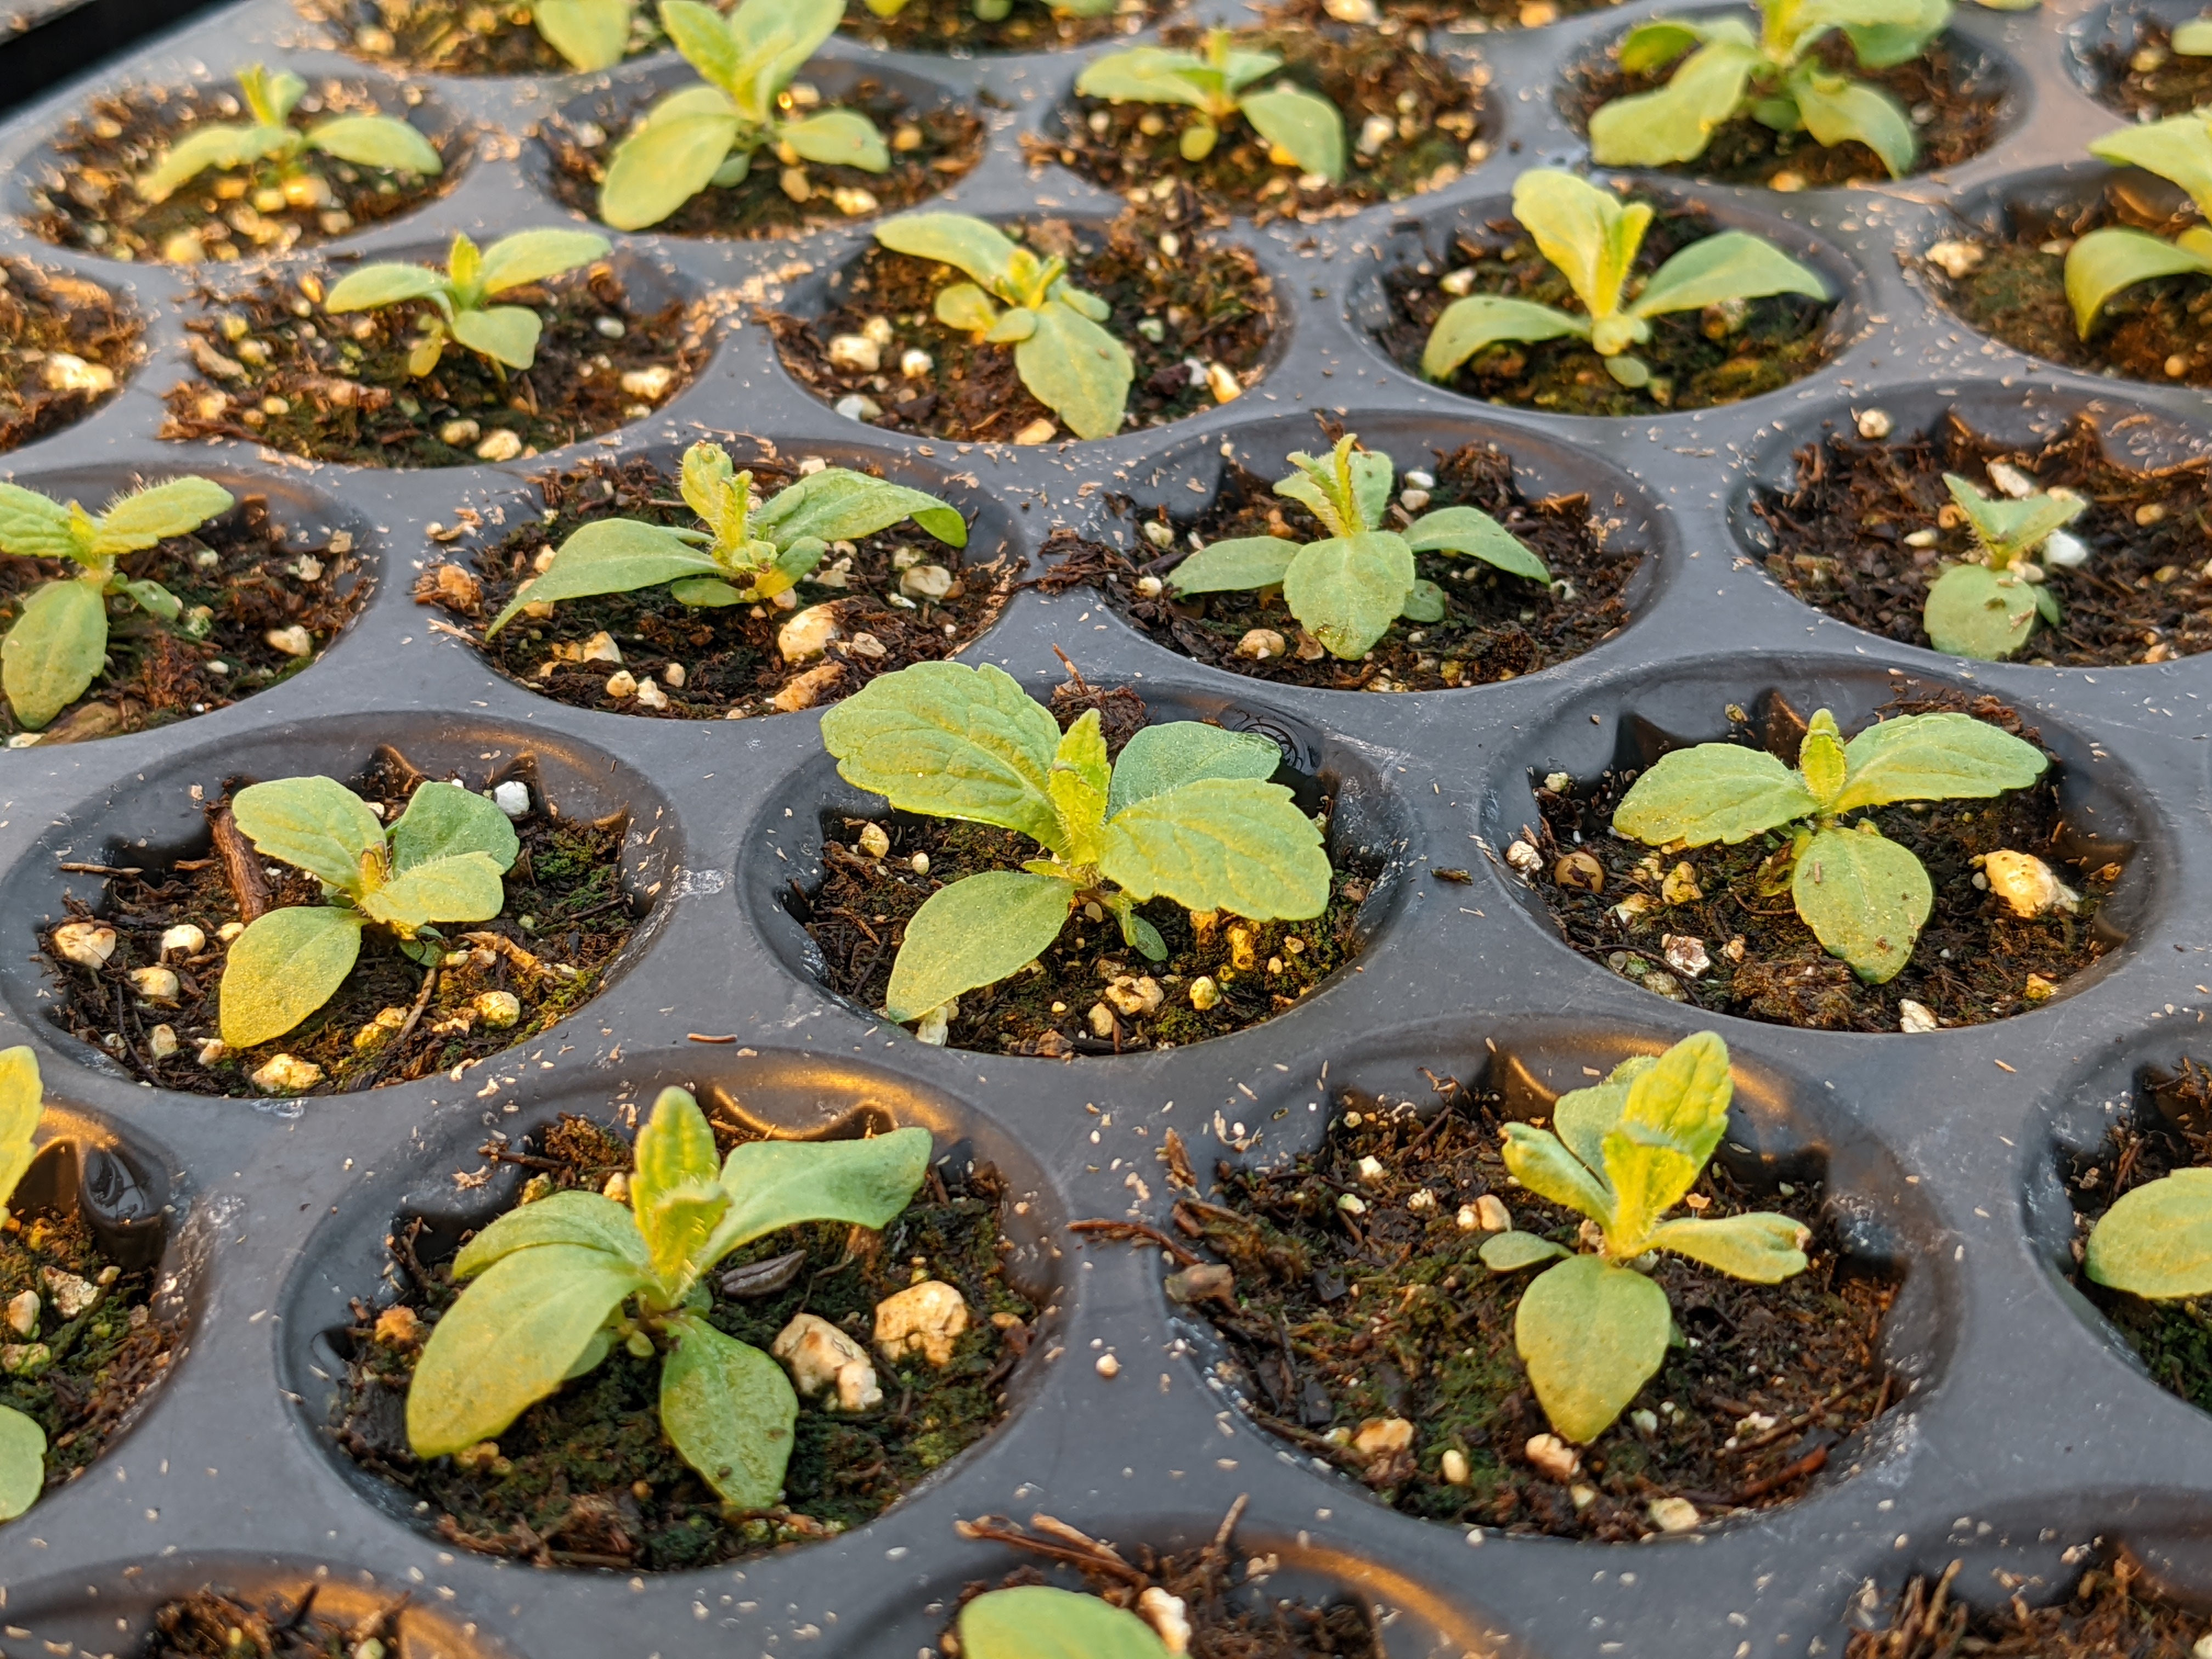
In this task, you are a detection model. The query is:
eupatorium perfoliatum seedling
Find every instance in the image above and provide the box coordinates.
[1478,1032,1809,1443]
[483,439,966,636]
[217,775,521,1048]
[2084,1166,2212,1302]
[957,1585,1170,1658]
[1611,707,2047,981]
[873,213,1133,441]
[1587,0,1951,178]
[532,0,639,70]
[598,0,887,231]
[135,63,442,203]
[322,228,612,377]
[407,1085,930,1507]
[1166,433,1550,660]
[819,661,1330,1027]
[0,1047,47,1522]
[0,476,236,731]
[1074,29,1345,181]
[1422,170,1829,391]
[2063,112,2212,337]
[1922,472,2087,662]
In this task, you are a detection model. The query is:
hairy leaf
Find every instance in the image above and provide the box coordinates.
[1940,473,2086,566]
[1400,578,1446,623]
[0,1406,43,1522]
[679,439,735,522]
[1500,1123,1613,1223]
[0,1046,42,1224]
[959,1586,1172,1659]
[1015,299,1133,441]
[217,904,366,1048]
[1798,708,1848,805]
[1789,68,1915,177]
[452,1189,650,1279]
[600,96,741,230]
[388,780,520,875]
[451,304,544,369]
[1791,824,1931,982]
[1049,709,1110,861]
[1282,530,1414,659]
[1646,1212,1809,1282]
[1602,1030,1732,1242]
[1550,1065,1643,1178]
[1402,506,1552,582]
[534,0,634,69]
[2,578,106,731]
[984,306,1037,345]
[1075,47,1218,109]
[487,518,723,634]
[876,212,1020,289]
[232,776,387,893]
[707,1125,933,1261]
[1512,168,1650,320]
[780,109,888,172]
[883,870,1075,1022]
[1923,563,2040,661]
[1166,534,1298,595]
[1100,776,1329,918]
[2085,1168,2212,1300]
[633,1087,733,1290]
[1516,1255,1671,1443]
[1830,711,2046,812]
[1239,86,1344,180]
[1613,743,1820,846]
[1421,295,1587,380]
[0,484,84,562]
[726,0,842,115]
[1105,721,1281,817]
[1632,230,1830,318]
[1587,38,1761,166]
[307,114,443,174]
[324,263,450,314]
[93,477,235,554]
[137,123,295,201]
[476,227,613,295]
[662,0,742,88]
[935,282,1002,332]
[754,467,966,550]
[2063,225,2212,337]
[1479,1230,1569,1271]
[357,851,507,933]
[660,1312,798,1505]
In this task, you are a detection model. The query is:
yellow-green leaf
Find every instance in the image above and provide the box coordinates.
[1612,743,1819,847]
[0,1047,42,1225]
[659,1312,797,1505]
[1105,721,1280,817]
[883,871,1076,1022]
[1280,530,1414,660]
[0,1405,44,1521]
[1015,298,1133,441]
[959,1587,1172,1659]
[704,1125,933,1262]
[2085,1168,2212,1300]
[1516,1255,1670,1443]
[1646,1212,1809,1282]
[217,905,365,1048]
[356,852,507,933]
[1099,776,1328,918]
[1501,1122,1614,1222]
[231,775,387,893]
[389,780,520,875]
[453,1189,649,1279]
[1831,711,2046,812]
[2,578,107,731]
[1791,824,1931,983]
[632,1086,731,1289]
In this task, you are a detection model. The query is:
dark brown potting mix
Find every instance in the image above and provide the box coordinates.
[840,0,1165,53]
[304,0,661,74]
[2083,19,2212,120]
[0,261,138,453]
[1847,1553,2212,1658]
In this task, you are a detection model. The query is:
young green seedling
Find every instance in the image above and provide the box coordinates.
[956,1586,1171,1659]
[135,63,443,204]
[533,0,638,70]
[1073,29,1345,181]
[2063,112,2212,337]
[872,213,1133,441]
[819,660,1331,1028]
[2084,1166,2212,1303]
[1921,472,2087,662]
[1166,433,1551,660]
[1587,0,1952,178]
[1421,170,1830,392]
[598,0,888,231]
[483,439,966,637]
[0,476,236,732]
[1477,1032,1810,1444]
[864,0,1114,24]
[1611,707,2047,981]
[0,1046,49,1523]
[217,775,521,1049]
[321,228,612,379]
[407,1086,931,1505]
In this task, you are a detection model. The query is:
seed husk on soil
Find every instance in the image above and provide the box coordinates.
[27,80,454,264]
[423,454,1013,720]
[0,260,138,452]
[303,0,668,74]
[1034,436,1642,690]
[144,1585,405,1657]
[769,205,1274,443]
[160,262,707,467]
[2084,20,2212,120]
[40,748,643,1096]
[1756,411,2212,668]
[1849,1551,2212,1659]
[1373,206,1837,415]
[334,1110,1036,1571]
[840,0,1166,54]
[0,494,368,746]
[1526,693,2115,1031]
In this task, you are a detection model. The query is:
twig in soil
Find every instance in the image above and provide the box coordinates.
[1725,1374,1877,1454]
[209,804,273,922]
[1733,1443,1827,1502]
[1207,1493,1250,1556]
[56,861,142,876]
[953,1514,1150,1585]
[348,963,438,1092]
[1067,1217,1204,1266]
[687,1032,740,1043]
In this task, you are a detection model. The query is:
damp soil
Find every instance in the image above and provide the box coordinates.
[2084,19,2212,120]
[540,81,983,241]
[1264,0,1616,32]
[145,1585,408,1657]
[1849,1552,2211,1659]
[304,0,666,75]
[1525,695,2116,1032]
[334,1110,1036,1571]
[1150,1080,1895,1542]
[1563,32,2005,187]
[1039,26,1486,224]
[160,263,706,468]
[797,674,1370,1057]
[423,455,1013,721]
[1034,439,1641,692]
[1755,411,2212,668]
[840,0,1164,54]
[40,751,642,1097]
[27,80,453,264]
[768,208,1274,444]
[0,261,138,452]
[1374,205,1837,415]
[0,494,367,746]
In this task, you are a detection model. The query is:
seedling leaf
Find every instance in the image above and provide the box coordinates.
[217,904,367,1048]
[1923,563,2041,660]
[487,519,724,635]
[1014,298,1133,441]
[1500,1122,1613,1222]
[357,851,508,933]
[452,1189,651,1279]
[659,1311,797,1505]
[1281,530,1415,659]
[958,1586,1172,1659]
[533,0,634,70]
[1100,776,1329,917]
[92,478,236,554]
[2084,1167,2212,1300]
[1167,535,1300,595]
[882,870,1077,1022]
[1105,723,1281,817]
[1402,506,1553,583]
[1830,712,2046,812]
[232,775,388,894]
[1516,1254,1671,1443]
[1612,745,1820,846]
[0,1047,42,1226]
[1790,823,1930,981]
[1645,1212,1809,1282]
[1,579,107,730]
[2064,224,2212,337]
[308,114,442,174]
[388,781,521,875]
[707,1125,934,1259]
[1632,229,1829,317]
[0,1407,44,1522]
[1480,1231,1569,1271]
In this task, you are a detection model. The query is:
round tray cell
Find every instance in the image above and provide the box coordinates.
[415,434,1023,723]
[2068,0,2212,119]
[748,673,1415,1058]
[280,1049,1064,1572]
[1043,403,1670,692]
[16,66,466,266]
[534,57,985,242]
[1844,1541,2212,1652]
[159,242,714,469]
[1486,658,2156,1033]
[302,0,669,76]
[2,713,678,1099]
[1733,381,2212,670]
[837,0,1168,54]
[0,257,141,453]
[0,461,374,747]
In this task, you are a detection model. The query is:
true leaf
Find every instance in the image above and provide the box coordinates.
[1617,19,1707,71]
[450,304,544,369]
[1631,230,1830,318]
[93,478,235,554]
[0,1046,42,1223]
[1798,710,1848,805]
[231,775,388,893]
[1166,535,1299,595]
[958,1587,1172,1659]
[0,1406,43,1522]
[633,1087,733,1290]
[452,1189,650,1279]
[1923,563,2040,661]
[1788,68,1915,177]
[389,780,521,875]
[324,264,450,314]
[1830,712,2046,812]
[1238,85,1344,180]
[659,1312,798,1505]
[660,0,742,89]
[1618,1030,1731,1169]
[1014,298,1133,441]
[2085,1168,2212,1300]
[935,283,1002,331]
[0,484,83,561]
[476,228,613,295]
[534,0,634,69]
[780,109,888,172]
[1512,168,1649,319]
[1099,777,1329,918]
[1049,710,1110,861]
[1480,1231,1568,1271]
[1500,1123,1612,1223]
[1791,824,1931,982]
[882,870,1075,1022]
[1516,1255,1671,1443]
[706,1125,933,1261]
[1551,1070,1637,1178]
[1941,474,2085,565]
[600,99,741,230]
[1587,39,1762,166]
[726,0,842,115]
[2063,225,2212,337]
[487,518,724,635]
[985,307,1038,345]
[217,905,366,1048]
[1105,721,1281,817]
[1402,506,1552,583]
[307,114,443,175]
[137,125,290,201]
[356,851,507,932]
[875,213,1020,289]
[1646,1212,1809,1282]
[753,467,966,550]
[2089,112,2212,218]
[1074,48,1217,109]
[1280,530,1414,659]
[1421,295,1587,380]
[2,578,108,731]
[1612,744,1820,846]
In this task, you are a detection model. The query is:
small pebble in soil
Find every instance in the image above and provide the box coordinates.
[773,1311,882,1410]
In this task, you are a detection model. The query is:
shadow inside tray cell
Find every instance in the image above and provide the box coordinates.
[2067,0,2212,118]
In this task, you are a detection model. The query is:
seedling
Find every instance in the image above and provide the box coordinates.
[864,0,1113,24]
[2177,15,2212,53]
[483,439,966,637]
[217,775,521,1048]
[956,1586,1170,1658]
[1477,1032,1810,1443]
[1166,433,1552,660]
[407,1085,930,1506]
[135,63,442,204]
[872,213,1133,441]
[1421,170,1830,392]
[0,476,236,731]
[2063,112,2212,338]
[0,1046,48,1522]
[321,228,612,379]
[2084,1167,2212,1302]
[597,0,888,232]
[819,660,1331,1025]
[532,0,639,70]
[1586,0,1953,178]
[1921,472,2087,662]
[1074,29,1345,182]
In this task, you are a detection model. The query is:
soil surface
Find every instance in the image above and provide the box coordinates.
[797,672,1370,1057]
[1264,0,1620,33]
[145,1586,407,1657]
[1564,32,2005,187]
[1756,411,2212,668]
[335,1111,1036,1570]
[1525,694,2117,1031]
[540,81,983,241]
[840,0,1164,53]
[304,0,666,74]
[1849,1553,2212,1658]
[422,454,1013,721]
[160,263,707,467]
[0,494,368,746]
[770,207,1275,444]
[0,261,138,452]
[1040,26,1487,224]
[1035,438,1641,691]
[2084,18,2212,120]
[40,750,642,1097]
[27,80,454,264]
[1157,1078,1895,1541]
[1374,205,1837,414]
